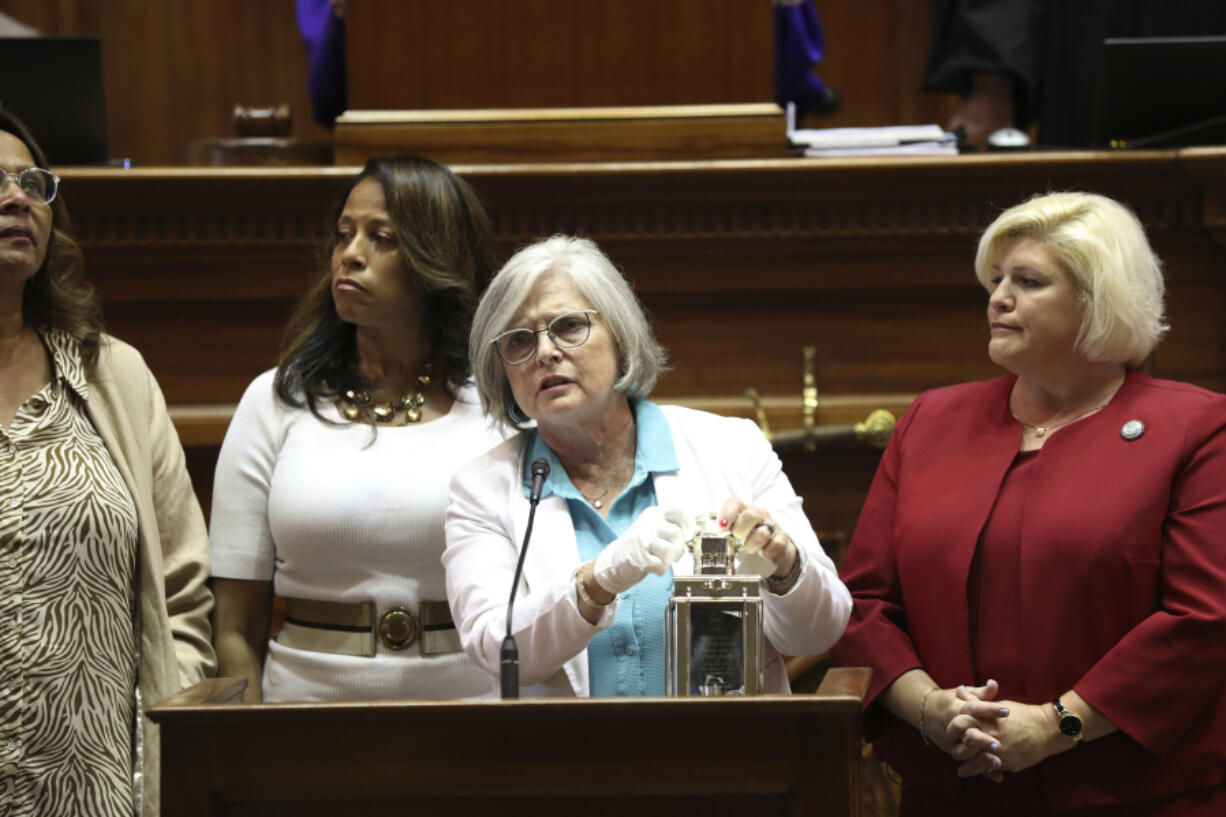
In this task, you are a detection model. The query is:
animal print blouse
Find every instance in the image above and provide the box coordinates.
[0,328,138,817]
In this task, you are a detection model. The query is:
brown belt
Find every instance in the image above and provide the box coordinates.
[278,597,461,658]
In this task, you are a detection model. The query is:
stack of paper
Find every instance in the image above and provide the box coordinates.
[786,104,958,156]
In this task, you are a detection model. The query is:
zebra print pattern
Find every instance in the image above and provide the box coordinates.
[0,329,138,817]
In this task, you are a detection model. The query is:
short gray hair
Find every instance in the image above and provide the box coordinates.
[470,235,668,430]
[975,192,1167,367]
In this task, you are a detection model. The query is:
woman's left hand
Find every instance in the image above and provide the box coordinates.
[719,498,798,580]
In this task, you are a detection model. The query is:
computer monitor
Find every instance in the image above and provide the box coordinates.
[0,36,109,165]
[1094,36,1226,149]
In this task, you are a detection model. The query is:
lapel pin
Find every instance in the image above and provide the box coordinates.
[1121,419,1145,441]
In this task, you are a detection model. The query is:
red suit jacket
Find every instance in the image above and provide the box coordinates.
[830,370,1226,809]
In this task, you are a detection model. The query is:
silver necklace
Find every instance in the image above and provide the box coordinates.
[580,487,611,509]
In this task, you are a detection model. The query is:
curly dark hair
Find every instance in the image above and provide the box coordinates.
[274,156,497,423]
[1,107,104,368]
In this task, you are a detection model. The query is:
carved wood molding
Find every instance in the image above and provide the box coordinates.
[1182,148,1226,255]
[58,151,1217,258]
[59,170,352,248]
[55,151,1225,409]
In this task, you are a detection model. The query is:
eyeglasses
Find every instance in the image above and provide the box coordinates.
[492,310,599,365]
[1,168,59,205]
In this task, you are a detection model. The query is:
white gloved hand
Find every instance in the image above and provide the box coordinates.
[592,506,692,595]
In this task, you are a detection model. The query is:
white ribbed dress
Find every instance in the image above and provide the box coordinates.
[209,370,507,701]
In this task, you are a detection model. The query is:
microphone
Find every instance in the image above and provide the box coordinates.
[529,457,549,503]
[501,457,550,699]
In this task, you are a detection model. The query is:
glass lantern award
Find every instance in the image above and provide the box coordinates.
[665,514,763,696]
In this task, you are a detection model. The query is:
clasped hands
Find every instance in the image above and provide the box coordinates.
[929,679,1062,782]
[591,499,797,595]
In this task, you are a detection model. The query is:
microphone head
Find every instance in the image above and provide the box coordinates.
[531,458,550,478]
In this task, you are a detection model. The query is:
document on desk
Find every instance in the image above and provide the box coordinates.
[784,105,958,156]
[789,125,958,156]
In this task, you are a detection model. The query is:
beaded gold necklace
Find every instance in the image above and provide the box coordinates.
[335,363,433,424]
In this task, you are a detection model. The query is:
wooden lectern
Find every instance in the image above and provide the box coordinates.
[149,667,870,816]
[333,0,785,163]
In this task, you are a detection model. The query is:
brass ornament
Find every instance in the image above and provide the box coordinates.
[377,606,420,650]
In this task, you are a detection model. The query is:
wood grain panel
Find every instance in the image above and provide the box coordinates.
[0,0,329,165]
[56,152,1225,404]
[0,0,974,162]
[333,104,787,165]
[150,675,868,817]
[345,0,774,110]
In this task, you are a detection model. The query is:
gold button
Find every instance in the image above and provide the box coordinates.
[377,606,419,650]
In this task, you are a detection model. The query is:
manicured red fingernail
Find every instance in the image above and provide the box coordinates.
[719,519,729,528]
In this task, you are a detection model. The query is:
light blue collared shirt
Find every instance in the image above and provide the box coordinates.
[522,400,680,696]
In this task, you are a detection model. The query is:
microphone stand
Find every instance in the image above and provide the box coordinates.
[501,458,550,699]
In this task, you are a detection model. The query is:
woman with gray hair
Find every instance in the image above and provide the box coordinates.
[444,235,851,697]
[831,192,1226,815]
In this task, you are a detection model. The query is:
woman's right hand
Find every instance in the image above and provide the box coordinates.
[211,577,274,703]
[942,680,1008,781]
[886,671,1006,782]
[592,506,691,594]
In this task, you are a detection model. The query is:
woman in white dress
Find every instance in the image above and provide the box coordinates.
[210,156,507,702]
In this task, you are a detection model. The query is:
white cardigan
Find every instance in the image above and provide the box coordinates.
[443,404,851,697]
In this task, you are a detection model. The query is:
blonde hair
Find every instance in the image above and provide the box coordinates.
[470,235,667,430]
[975,192,1167,366]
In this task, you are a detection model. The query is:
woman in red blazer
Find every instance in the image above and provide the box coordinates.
[831,192,1226,815]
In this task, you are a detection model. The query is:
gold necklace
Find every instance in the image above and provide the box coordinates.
[336,363,433,424]
[1011,401,1107,438]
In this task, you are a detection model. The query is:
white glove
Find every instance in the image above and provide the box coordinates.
[592,506,691,595]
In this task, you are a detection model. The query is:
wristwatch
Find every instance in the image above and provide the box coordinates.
[1052,698,1084,744]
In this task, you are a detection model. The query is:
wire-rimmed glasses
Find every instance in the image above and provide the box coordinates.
[492,309,599,365]
[1,168,60,205]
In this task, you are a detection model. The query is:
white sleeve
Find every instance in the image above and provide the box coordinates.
[444,445,616,686]
[732,419,853,657]
[208,370,283,580]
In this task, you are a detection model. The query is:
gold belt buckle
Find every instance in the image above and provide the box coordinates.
[377,605,420,650]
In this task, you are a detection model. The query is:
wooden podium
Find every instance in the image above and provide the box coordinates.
[333,0,785,164]
[148,668,870,816]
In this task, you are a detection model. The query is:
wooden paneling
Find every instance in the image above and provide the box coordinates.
[0,0,329,165]
[333,104,787,165]
[0,0,973,164]
[58,151,1226,408]
[151,670,870,817]
[54,150,1226,535]
[346,0,774,110]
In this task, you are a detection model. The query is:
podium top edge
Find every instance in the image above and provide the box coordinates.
[147,691,864,724]
[335,103,783,126]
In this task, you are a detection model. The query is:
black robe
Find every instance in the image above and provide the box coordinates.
[923,0,1226,148]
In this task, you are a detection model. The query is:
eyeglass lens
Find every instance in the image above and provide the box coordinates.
[2,169,57,204]
[496,311,593,363]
